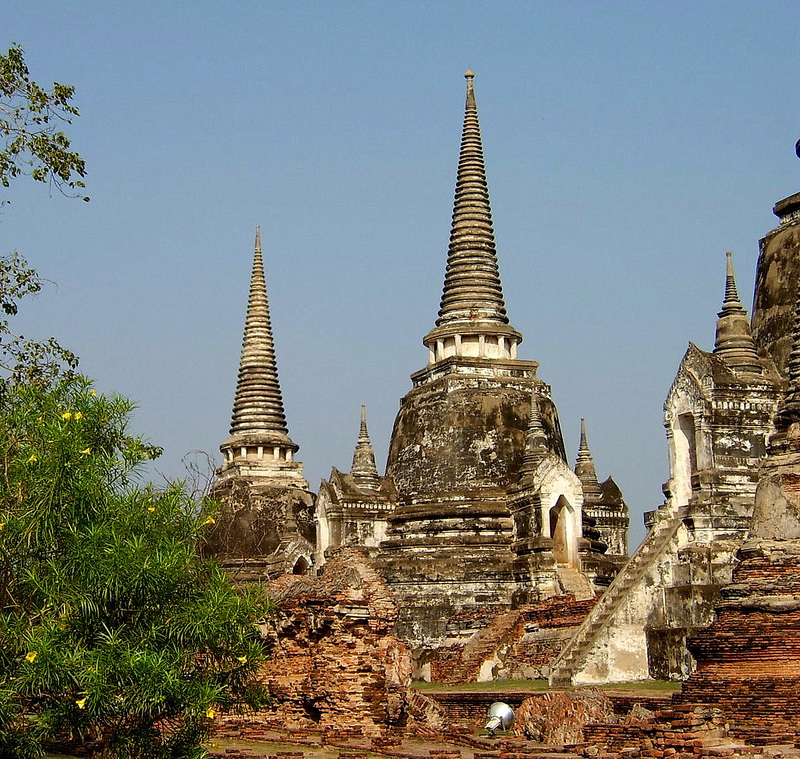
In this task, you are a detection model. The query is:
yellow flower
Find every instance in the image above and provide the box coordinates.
[0,523,4,532]
[76,696,87,709]
[80,448,91,455]
[26,454,38,463]
[89,389,96,396]
[237,655,247,664]
[74,412,83,420]
[147,506,155,513]
[61,412,72,420]
[202,517,215,526]
[25,651,37,663]
[205,708,215,719]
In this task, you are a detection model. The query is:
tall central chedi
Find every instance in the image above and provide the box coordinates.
[378,71,569,646]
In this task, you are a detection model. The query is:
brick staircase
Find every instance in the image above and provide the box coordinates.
[440,610,523,684]
[548,503,687,687]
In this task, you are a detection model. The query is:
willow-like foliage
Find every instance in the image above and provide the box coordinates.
[0,377,270,758]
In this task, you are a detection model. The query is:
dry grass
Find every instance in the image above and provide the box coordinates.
[413,679,681,696]
[413,679,549,693]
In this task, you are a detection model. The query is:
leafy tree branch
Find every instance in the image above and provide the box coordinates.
[0,44,87,200]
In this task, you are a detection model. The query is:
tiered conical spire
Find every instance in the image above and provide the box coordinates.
[519,390,551,475]
[424,71,522,361]
[351,404,381,491]
[722,250,742,308]
[574,418,600,494]
[224,226,296,452]
[713,251,761,373]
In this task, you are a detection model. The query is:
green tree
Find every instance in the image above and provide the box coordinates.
[1,43,87,386]
[0,251,78,387]
[0,44,87,200]
[0,376,269,758]
[0,44,270,758]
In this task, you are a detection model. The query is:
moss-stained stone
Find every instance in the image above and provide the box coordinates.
[752,192,800,379]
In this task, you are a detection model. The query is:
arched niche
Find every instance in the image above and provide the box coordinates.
[292,556,310,575]
[314,498,332,567]
[549,495,578,568]
[670,412,698,507]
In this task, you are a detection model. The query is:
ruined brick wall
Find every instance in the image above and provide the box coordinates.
[428,597,596,683]
[424,691,529,731]
[676,541,800,738]
[506,598,596,679]
[515,690,618,744]
[234,549,444,737]
[579,703,730,756]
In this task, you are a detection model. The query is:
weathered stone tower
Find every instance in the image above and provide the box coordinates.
[574,418,629,561]
[207,227,315,579]
[661,251,780,529]
[315,406,397,567]
[678,273,800,741]
[751,189,800,378]
[508,392,586,603]
[205,77,630,681]
[643,250,782,676]
[377,71,602,648]
[549,251,781,686]
[508,394,617,604]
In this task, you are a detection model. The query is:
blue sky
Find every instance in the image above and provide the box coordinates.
[3,2,798,546]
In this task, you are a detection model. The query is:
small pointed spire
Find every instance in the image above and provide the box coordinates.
[351,404,381,491]
[222,227,296,453]
[574,418,600,492]
[721,250,741,310]
[578,417,589,452]
[519,390,551,475]
[423,70,522,359]
[713,251,762,373]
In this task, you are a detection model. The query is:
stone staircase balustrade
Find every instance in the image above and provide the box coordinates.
[549,502,687,686]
